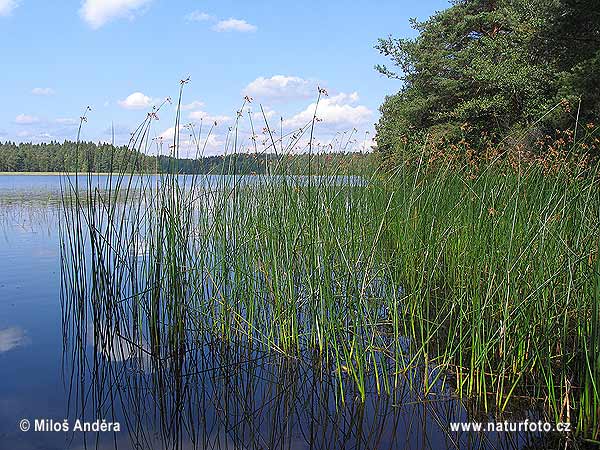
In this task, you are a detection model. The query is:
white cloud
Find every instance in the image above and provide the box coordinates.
[243,75,314,102]
[158,126,178,141]
[0,0,19,16]
[213,18,256,33]
[252,106,276,121]
[283,92,372,129]
[186,12,257,33]
[181,100,205,111]
[80,0,152,29]
[185,10,212,22]
[54,118,79,125]
[118,91,153,109]
[157,126,224,156]
[9,115,86,142]
[31,87,55,96]
[199,134,224,154]
[15,114,40,125]
[188,110,231,124]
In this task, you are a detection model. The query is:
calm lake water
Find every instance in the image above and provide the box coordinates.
[0,175,556,449]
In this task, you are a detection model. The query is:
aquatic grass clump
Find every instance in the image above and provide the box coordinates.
[60,80,599,446]
[382,157,600,440]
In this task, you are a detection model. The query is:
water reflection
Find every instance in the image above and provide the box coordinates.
[63,328,556,450]
[0,175,565,450]
[66,334,448,449]
[0,327,28,353]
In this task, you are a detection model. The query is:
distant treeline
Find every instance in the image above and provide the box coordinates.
[0,141,372,175]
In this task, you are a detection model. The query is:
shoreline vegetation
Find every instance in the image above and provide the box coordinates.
[374,0,600,170]
[0,141,373,175]
[4,0,598,447]
[0,171,117,176]
[58,75,599,449]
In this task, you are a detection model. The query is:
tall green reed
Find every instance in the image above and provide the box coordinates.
[60,80,599,443]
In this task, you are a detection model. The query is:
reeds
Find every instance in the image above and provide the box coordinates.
[60,81,600,446]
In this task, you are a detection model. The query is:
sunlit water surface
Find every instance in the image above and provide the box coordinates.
[0,174,559,450]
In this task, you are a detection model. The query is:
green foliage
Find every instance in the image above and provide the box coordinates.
[543,0,600,126]
[0,141,371,175]
[0,141,155,173]
[56,79,599,444]
[375,0,600,160]
[60,146,600,441]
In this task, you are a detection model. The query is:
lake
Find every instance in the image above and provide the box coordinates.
[0,174,557,449]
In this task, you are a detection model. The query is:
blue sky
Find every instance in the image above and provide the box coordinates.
[0,0,450,155]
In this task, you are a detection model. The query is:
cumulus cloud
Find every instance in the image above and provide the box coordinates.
[157,126,225,156]
[31,87,55,96]
[0,0,19,16]
[185,10,212,22]
[54,118,79,125]
[187,12,257,33]
[15,114,40,125]
[118,92,153,109]
[80,0,152,29]
[251,106,276,121]
[197,134,224,154]
[181,100,205,111]
[283,92,372,129]
[188,110,231,124]
[213,18,256,33]
[157,126,178,141]
[9,115,81,142]
[243,75,314,102]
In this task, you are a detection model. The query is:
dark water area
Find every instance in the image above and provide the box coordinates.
[0,175,560,449]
